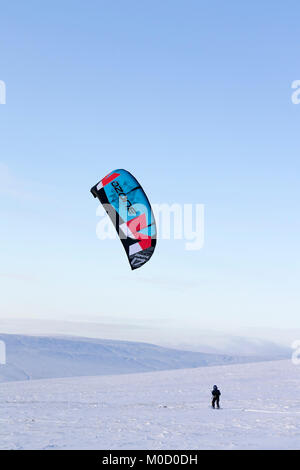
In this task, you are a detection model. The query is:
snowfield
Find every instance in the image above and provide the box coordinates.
[0,359,299,450]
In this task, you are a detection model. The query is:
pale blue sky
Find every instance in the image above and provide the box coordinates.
[0,1,299,335]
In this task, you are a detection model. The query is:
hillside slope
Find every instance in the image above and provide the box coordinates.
[0,334,273,382]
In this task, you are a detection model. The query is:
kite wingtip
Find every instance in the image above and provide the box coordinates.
[90,186,98,198]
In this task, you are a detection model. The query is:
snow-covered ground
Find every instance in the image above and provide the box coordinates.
[0,359,299,450]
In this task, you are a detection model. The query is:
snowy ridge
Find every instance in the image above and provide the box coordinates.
[0,334,286,383]
[0,318,292,355]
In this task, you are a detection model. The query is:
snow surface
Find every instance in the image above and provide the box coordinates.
[0,359,299,450]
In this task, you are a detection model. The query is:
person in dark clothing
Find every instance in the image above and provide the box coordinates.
[211,385,221,409]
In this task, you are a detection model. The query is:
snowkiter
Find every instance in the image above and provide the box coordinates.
[211,385,221,409]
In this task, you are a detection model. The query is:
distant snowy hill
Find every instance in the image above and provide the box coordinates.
[0,334,286,383]
[0,318,292,356]
[0,359,299,450]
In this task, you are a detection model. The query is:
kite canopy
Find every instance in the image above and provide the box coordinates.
[91,169,156,270]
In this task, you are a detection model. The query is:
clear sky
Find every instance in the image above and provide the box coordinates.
[0,1,299,336]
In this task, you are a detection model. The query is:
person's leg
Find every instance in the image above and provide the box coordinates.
[212,397,216,408]
[216,397,220,408]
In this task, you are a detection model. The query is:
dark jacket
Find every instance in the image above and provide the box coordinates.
[212,388,221,397]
